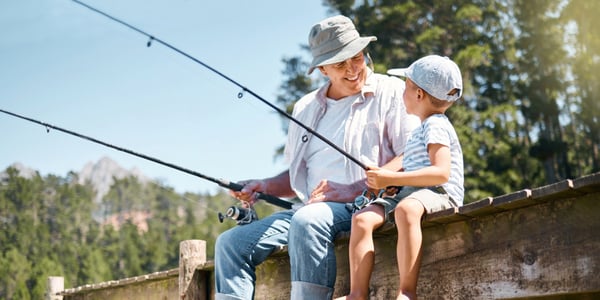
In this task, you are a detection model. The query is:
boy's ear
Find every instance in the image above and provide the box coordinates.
[416,88,424,100]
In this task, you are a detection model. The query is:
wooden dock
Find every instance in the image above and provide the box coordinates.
[49,172,600,299]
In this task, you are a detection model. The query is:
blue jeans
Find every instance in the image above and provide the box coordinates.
[214,202,352,300]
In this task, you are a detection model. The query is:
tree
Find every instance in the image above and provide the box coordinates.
[276,0,529,201]
[513,0,571,183]
[29,257,65,299]
[275,0,599,201]
[0,248,32,299]
[561,0,600,174]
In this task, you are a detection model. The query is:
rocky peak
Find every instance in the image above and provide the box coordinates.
[0,162,38,183]
[78,156,149,203]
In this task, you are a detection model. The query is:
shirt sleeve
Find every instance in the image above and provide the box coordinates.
[284,105,301,164]
[423,115,451,147]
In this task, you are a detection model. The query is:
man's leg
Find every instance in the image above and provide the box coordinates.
[288,202,352,300]
[215,210,294,300]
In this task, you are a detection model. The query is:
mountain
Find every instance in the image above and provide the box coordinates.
[1,157,150,204]
[77,156,150,203]
[0,162,37,181]
[1,157,181,230]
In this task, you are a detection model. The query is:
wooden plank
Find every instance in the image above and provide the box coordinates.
[255,254,293,299]
[62,274,179,300]
[424,206,468,225]
[458,197,502,217]
[572,172,600,193]
[492,189,534,210]
[530,179,579,202]
[61,269,178,295]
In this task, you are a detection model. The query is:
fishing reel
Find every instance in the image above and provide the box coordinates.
[218,203,259,225]
[350,190,377,212]
[347,186,402,213]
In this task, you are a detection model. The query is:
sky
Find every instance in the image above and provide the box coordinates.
[0,0,327,194]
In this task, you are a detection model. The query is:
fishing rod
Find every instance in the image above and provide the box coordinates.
[0,108,293,211]
[71,0,369,171]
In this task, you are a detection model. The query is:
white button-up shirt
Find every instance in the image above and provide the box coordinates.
[284,70,419,202]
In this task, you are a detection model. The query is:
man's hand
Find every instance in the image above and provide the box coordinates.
[308,179,363,204]
[229,179,267,206]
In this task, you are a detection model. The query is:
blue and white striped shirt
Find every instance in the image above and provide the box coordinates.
[403,114,464,205]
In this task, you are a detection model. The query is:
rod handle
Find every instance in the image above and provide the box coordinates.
[226,181,293,210]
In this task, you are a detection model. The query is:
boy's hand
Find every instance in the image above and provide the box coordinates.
[366,166,397,189]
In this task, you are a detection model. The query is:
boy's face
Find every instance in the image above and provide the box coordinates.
[403,78,420,114]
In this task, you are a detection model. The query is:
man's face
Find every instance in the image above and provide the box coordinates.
[319,52,367,99]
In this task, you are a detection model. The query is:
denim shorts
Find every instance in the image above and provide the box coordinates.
[370,186,458,222]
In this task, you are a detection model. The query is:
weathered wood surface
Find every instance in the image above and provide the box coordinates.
[389,193,598,298]
[253,175,600,299]
[57,173,600,299]
[58,269,179,300]
[179,240,209,300]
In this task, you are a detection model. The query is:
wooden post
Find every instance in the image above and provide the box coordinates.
[45,276,64,300]
[179,240,207,299]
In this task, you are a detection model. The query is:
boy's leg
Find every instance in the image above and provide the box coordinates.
[393,187,456,299]
[214,210,294,300]
[394,198,425,299]
[288,202,352,300]
[346,204,386,299]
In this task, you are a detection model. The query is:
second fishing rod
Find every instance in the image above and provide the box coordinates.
[0,108,293,225]
[71,0,369,172]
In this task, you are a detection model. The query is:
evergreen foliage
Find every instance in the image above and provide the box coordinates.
[278,0,599,201]
[0,167,282,298]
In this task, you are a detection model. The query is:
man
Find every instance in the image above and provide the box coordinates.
[214,15,418,299]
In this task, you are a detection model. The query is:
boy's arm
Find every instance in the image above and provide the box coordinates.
[380,154,404,171]
[310,154,407,204]
[366,144,450,189]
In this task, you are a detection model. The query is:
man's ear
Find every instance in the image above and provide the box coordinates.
[318,66,327,76]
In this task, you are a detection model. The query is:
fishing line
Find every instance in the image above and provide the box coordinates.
[71,0,369,171]
[155,184,246,226]
[0,108,293,210]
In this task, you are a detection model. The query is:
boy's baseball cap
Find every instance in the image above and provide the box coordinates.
[387,55,463,102]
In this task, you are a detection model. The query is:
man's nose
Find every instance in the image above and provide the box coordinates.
[343,60,358,73]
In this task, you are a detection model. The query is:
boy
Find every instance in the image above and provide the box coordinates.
[336,55,464,300]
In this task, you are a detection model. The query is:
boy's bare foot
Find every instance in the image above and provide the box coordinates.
[335,295,369,300]
[396,292,416,300]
